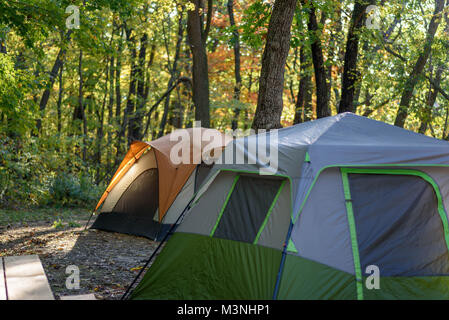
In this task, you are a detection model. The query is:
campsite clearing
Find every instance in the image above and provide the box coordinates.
[0,209,157,300]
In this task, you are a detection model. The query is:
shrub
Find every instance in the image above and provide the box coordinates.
[48,172,102,207]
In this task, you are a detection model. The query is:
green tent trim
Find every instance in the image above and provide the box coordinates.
[341,169,364,300]
[286,239,298,254]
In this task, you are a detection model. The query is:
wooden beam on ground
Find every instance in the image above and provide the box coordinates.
[0,257,6,300]
[60,293,97,300]
[4,255,54,300]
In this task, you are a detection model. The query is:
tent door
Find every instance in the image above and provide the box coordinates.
[341,168,449,300]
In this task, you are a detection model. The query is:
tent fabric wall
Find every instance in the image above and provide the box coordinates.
[194,163,214,193]
[148,128,232,221]
[278,254,357,300]
[291,168,354,274]
[177,172,238,236]
[159,167,196,225]
[130,233,283,299]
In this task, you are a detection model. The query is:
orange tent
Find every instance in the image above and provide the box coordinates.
[91,128,231,240]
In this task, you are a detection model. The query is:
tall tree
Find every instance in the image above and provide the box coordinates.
[228,0,242,130]
[114,24,124,167]
[338,0,375,113]
[302,0,329,118]
[36,30,72,133]
[294,46,312,124]
[56,60,64,134]
[187,0,213,127]
[78,49,87,162]
[419,63,444,133]
[159,9,184,137]
[252,0,297,130]
[419,3,449,133]
[394,0,445,127]
[132,33,149,140]
[124,26,139,144]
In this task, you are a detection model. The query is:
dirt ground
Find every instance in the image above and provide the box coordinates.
[0,219,159,300]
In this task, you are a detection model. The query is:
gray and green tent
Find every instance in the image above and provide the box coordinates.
[130,113,449,300]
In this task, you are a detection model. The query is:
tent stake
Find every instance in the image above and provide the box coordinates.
[120,197,195,300]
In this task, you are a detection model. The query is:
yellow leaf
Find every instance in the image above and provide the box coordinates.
[130,266,143,271]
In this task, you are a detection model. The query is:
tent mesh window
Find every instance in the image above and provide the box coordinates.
[348,173,449,277]
[213,175,283,243]
[112,168,159,217]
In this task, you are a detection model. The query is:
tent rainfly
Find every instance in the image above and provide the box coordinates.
[91,128,231,240]
[129,113,449,300]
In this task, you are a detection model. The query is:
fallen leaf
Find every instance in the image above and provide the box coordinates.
[130,266,143,271]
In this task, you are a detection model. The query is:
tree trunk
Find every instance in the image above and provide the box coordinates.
[131,33,148,140]
[228,0,242,130]
[113,34,124,167]
[36,30,72,133]
[159,10,184,137]
[394,0,445,127]
[137,44,156,140]
[294,46,312,124]
[78,50,87,162]
[57,61,64,134]
[419,65,443,134]
[252,0,297,130]
[187,0,211,127]
[0,31,6,54]
[125,27,138,144]
[106,54,115,177]
[326,3,342,108]
[420,0,449,133]
[303,0,329,119]
[338,0,375,113]
[36,48,66,132]
[95,63,108,184]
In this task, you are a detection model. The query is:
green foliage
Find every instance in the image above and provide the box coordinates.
[48,172,103,207]
[1,0,449,211]
[0,54,37,135]
[0,134,103,209]
[52,218,65,229]
[240,0,272,48]
[0,0,63,47]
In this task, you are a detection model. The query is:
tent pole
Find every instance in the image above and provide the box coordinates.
[120,197,195,300]
[83,211,95,231]
[272,221,294,300]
